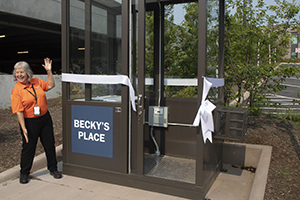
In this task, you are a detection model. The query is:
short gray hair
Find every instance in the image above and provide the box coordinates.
[13,61,34,82]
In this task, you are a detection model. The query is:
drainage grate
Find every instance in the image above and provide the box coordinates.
[144,154,196,184]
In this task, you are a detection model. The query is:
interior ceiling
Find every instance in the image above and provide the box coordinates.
[0,12,61,75]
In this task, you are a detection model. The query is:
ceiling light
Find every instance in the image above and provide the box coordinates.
[78,47,85,50]
[17,51,29,54]
[0,35,5,38]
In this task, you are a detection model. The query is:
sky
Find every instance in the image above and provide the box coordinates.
[173,4,186,25]
[173,0,300,25]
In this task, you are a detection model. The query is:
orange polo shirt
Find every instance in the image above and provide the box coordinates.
[11,78,49,118]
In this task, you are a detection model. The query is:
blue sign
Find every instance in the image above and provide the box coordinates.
[71,105,113,158]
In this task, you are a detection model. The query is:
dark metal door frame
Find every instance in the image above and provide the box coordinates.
[62,0,130,174]
[136,0,146,175]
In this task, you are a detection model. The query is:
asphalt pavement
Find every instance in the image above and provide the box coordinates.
[263,69,300,114]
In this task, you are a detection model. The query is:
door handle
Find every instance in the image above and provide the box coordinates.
[138,94,143,107]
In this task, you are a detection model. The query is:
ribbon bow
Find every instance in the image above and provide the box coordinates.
[193,77,224,143]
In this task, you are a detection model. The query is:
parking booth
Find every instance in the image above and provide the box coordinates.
[60,0,246,199]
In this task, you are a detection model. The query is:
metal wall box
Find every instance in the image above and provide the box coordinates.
[214,106,248,141]
[148,106,168,128]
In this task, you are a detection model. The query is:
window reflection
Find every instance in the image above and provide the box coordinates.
[69,0,85,100]
[163,3,198,98]
[91,0,122,102]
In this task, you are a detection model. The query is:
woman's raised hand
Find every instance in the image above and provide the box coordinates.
[42,57,52,72]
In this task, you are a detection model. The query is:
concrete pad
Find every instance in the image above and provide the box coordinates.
[1,163,188,200]
[1,177,111,200]
[248,144,272,200]
[0,142,272,200]
[206,142,272,200]
[206,164,255,200]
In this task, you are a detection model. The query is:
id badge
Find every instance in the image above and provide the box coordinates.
[34,106,40,116]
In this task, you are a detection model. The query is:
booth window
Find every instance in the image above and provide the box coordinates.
[206,0,220,102]
[69,0,85,100]
[91,3,122,102]
[68,0,123,102]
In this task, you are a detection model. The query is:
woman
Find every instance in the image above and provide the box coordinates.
[10,58,62,184]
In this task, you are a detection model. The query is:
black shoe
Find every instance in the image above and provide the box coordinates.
[50,170,62,179]
[20,173,29,184]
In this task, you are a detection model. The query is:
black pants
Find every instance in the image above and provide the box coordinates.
[20,111,57,175]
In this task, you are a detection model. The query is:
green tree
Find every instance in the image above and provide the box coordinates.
[163,3,199,98]
[145,11,155,77]
[164,5,182,77]
[162,1,221,98]
[167,1,220,98]
[145,5,194,97]
[145,0,300,107]
[145,5,179,78]
[224,0,300,114]
[176,3,199,79]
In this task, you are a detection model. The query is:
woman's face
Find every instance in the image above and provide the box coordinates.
[16,67,29,85]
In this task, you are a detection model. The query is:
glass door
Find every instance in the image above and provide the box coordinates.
[63,0,129,174]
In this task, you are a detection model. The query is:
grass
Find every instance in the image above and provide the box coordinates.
[273,110,300,123]
[276,166,294,181]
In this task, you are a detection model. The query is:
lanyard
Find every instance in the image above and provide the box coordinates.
[26,85,37,105]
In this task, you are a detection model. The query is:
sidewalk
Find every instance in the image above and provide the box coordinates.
[0,162,188,200]
[0,144,271,200]
[0,145,188,200]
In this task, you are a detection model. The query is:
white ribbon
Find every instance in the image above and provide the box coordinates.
[61,73,136,111]
[193,77,224,143]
